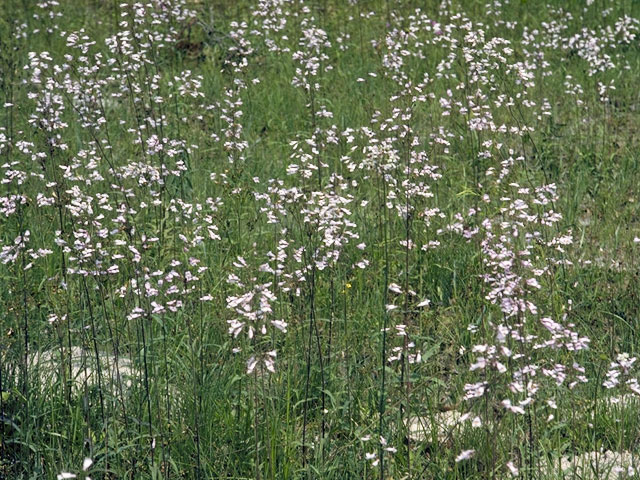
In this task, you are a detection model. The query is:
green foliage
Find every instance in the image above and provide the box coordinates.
[2,0,640,478]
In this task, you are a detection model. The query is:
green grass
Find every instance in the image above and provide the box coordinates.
[2,0,640,479]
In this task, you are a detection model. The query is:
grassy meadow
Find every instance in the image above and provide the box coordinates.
[2,0,640,478]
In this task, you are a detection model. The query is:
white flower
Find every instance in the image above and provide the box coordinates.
[455,450,475,462]
[271,319,288,332]
[417,298,430,307]
[82,458,93,471]
[247,356,258,374]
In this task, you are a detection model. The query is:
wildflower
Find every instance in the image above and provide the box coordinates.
[455,450,475,462]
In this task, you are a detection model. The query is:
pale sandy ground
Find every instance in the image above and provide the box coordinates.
[29,345,137,392]
[406,406,639,479]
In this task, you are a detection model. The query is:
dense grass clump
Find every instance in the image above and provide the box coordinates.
[2,0,640,478]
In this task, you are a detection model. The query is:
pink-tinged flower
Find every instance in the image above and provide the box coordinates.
[417,298,430,307]
[271,319,288,332]
[247,356,258,374]
[502,399,525,415]
[455,450,475,462]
